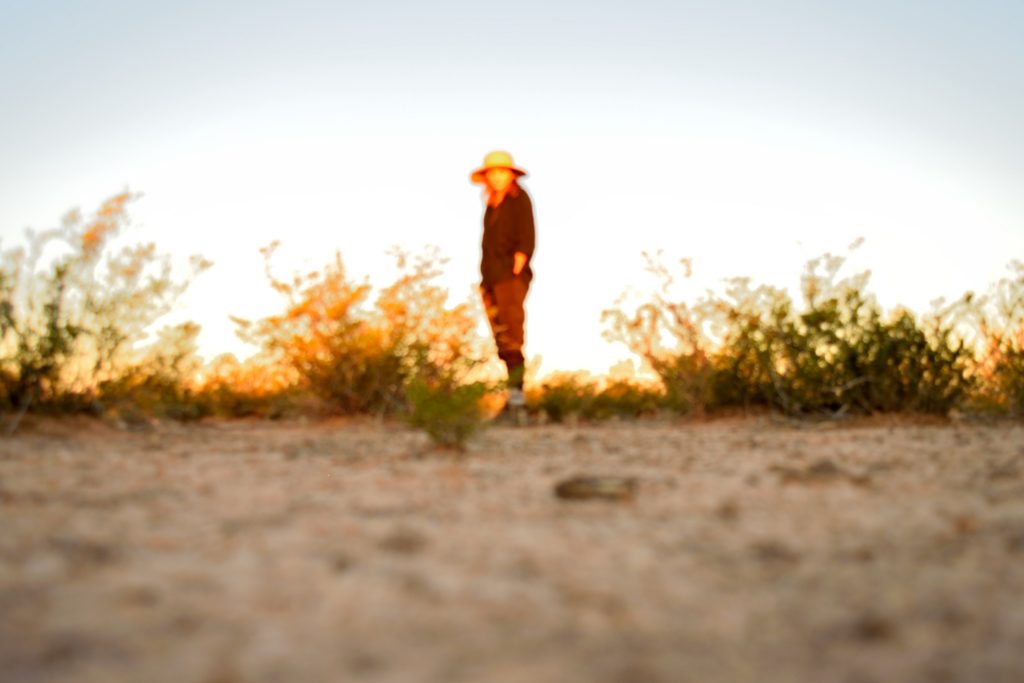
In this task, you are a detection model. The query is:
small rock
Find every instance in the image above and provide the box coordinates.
[119,585,161,606]
[41,632,93,664]
[554,476,637,501]
[751,540,801,563]
[379,528,428,554]
[952,515,980,535]
[988,461,1020,480]
[327,551,354,573]
[851,613,896,642]
[840,546,876,563]
[48,537,119,567]
[770,458,871,486]
[716,500,740,521]
[1006,532,1024,554]
[806,459,842,478]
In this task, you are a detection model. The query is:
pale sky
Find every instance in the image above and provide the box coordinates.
[2,0,1022,376]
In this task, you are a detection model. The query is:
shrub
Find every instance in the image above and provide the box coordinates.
[968,261,1024,416]
[589,378,664,419]
[236,244,495,417]
[529,372,665,422]
[603,250,982,417]
[405,374,491,450]
[0,192,209,418]
[192,354,300,419]
[96,322,208,421]
[531,372,597,422]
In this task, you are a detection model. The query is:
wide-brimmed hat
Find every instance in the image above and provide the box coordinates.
[470,150,528,184]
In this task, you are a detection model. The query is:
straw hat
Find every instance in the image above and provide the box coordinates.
[470,150,528,184]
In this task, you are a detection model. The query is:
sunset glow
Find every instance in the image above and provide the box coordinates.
[2,1,1021,377]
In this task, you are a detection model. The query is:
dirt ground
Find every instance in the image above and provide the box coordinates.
[1,415,1023,683]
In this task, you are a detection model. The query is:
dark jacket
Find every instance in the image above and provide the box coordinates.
[480,182,535,289]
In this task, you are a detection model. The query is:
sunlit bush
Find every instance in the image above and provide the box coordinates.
[0,193,209,416]
[235,244,494,417]
[192,354,301,419]
[590,377,665,419]
[529,372,597,422]
[528,372,664,422]
[603,250,992,417]
[968,262,1024,416]
[6,197,1019,425]
[97,322,206,422]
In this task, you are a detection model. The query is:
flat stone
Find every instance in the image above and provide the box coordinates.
[554,476,637,501]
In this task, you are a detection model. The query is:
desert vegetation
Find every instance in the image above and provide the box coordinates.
[603,250,1024,419]
[0,193,210,427]
[3,194,1024,683]
[2,194,1022,443]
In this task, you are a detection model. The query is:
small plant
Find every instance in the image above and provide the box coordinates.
[405,374,490,450]
[589,378,664,419]
[529,372,665,422]
[532,372,596,422]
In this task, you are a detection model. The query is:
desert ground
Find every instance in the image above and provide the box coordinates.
[1,415,1023,683]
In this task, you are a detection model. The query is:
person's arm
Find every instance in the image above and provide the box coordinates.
[513,251,528,276]
[512,194,535,276]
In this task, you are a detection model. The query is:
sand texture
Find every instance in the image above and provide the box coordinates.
[2,416,1024,683]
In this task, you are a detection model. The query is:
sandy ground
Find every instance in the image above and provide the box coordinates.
[1,415,1023,683]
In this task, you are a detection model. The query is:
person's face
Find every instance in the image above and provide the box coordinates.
[484,168,515,193]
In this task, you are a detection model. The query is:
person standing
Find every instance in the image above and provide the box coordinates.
[470,150,535,410]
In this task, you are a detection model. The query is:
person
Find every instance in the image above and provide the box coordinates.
[470,150,535,410]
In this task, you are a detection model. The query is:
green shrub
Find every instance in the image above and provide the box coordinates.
[604,250,986,417]
[0,193,209,419]
[529,372,665,422]
[405,374,490,450]
[589,378,664,419]
[531,373,596,422]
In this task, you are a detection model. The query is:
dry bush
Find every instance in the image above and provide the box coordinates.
[193,354,301,419]
[591,377,665,419]
[97,322,206,421]
[604,250,982,417]
[0,192,209,418]
[235,244,495,423]
[529,372,596,422]
[529,372,664,423]
[967,261,1024,415]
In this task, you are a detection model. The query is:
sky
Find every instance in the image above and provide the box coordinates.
[2,0,1022,376]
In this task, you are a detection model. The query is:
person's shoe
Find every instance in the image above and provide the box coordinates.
[507,388,526,408]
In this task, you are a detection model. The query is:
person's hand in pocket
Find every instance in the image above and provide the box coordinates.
[513,251,527,276]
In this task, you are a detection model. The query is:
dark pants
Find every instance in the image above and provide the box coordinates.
[481,276,528,389]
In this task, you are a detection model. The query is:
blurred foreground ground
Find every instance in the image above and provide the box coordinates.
[2,415,1023,683]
